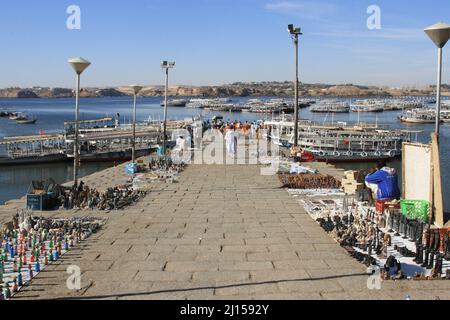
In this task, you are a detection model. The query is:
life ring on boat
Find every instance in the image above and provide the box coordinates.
[318,151,326,157]
[375,151,382,157]
[361,152,368,158]
[346,151,353,157]
[388,150,396,158]
[333,151,340,157]
[119,151,126,158]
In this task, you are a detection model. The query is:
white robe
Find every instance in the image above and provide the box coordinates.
[225,131,236,156]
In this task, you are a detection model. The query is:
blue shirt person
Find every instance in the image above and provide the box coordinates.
[365,167,401,201]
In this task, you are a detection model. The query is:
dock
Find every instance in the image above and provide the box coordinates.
[2,147,449,300]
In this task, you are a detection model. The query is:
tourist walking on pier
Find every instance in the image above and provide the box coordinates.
[225,127,237,158]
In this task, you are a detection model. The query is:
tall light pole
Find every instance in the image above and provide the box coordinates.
[288,24,302,147]
[130,85,143,163]
[424,22,450,136]
[68,57,91,186]
[161,61,175,156]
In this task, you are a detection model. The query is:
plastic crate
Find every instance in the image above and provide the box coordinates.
[375,200,400,214]
[400,200,429,222]
[125,163,138,174]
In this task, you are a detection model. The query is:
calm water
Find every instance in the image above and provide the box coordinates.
[0,96,449,212]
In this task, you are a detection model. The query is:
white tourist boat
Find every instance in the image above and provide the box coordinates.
[264,116,419,163]
[310,101,350,113]
[399,109,443,124]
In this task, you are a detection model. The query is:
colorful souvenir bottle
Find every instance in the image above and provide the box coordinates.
[17,273,23,287]
[3,285,10,299]
[34,261,40,273]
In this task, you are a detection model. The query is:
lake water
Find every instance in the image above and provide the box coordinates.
[0,96,449,213]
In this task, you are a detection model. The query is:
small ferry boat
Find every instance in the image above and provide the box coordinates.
[0,109,16,117]
[350,100,384,113]
[310,101,350,113]
[160,99,188,107]
[203,103,242,112]
[15,118,37,125]
[187,98,232,108]
[399,109,442,124]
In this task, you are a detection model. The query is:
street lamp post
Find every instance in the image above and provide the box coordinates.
[130,85,143,163]
[161,61,175,156]
[424,22,450,136]
[288,24,302,147]
[68,57,91,186]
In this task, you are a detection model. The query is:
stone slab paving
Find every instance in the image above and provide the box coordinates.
[7,158,450,300]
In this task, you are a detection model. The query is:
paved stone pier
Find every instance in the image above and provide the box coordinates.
[7,160,450,300]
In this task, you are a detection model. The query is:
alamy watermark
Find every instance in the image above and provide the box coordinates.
[169,125,282,176]
[367,5,381,30]
[67,5,81,30]
[66,265,82,291]
[367,265,382,290]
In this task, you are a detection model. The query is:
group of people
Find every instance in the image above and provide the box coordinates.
[204,119,262,138]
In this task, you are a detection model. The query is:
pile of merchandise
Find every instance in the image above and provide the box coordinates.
[300,197,450,280]
[0,210,106,300]
[58,181,146,211]
[132,157,186,190]
[279,174,342,190]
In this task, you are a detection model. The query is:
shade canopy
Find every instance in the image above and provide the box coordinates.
[68,57,91,75]
[129,85,143,95]
[424,22,450,48]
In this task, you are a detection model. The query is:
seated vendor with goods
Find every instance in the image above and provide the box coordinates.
[365,160,401,203]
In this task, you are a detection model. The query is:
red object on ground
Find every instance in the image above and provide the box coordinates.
[301,151,315,162]
[376,200,400,214]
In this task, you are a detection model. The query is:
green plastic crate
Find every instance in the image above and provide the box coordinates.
[400,200,429,222]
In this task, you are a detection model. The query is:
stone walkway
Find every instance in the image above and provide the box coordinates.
[10,162,450,300]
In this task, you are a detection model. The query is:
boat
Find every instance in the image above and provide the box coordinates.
[399,109,442,124]
[264,116,419,163]
[310,101,350,113]
[187,98,233,109]
[0,109,16,118]
[160,99,188,107]
[16,118,37,124]
[203,103,243,112]
[244,99,299,114]
[0,153,67,165]
[9,112,25,121]
[64,117,117,135]
[350,100,384,113]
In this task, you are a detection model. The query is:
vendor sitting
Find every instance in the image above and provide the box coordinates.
[365,160,400,202]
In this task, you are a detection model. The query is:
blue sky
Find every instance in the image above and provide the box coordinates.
[0,0,449,87]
